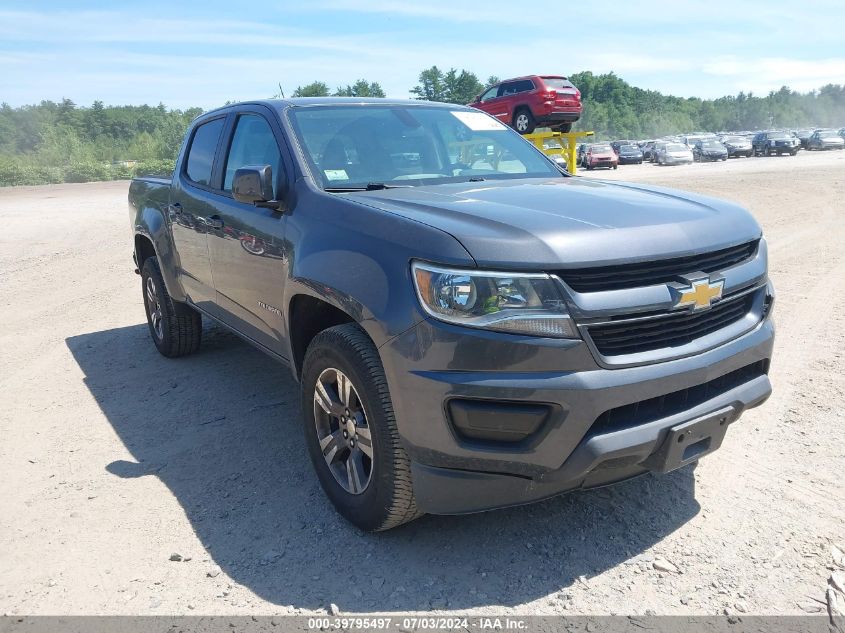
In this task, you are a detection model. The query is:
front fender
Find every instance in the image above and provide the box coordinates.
[283,183,475,351]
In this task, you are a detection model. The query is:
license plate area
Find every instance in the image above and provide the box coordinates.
[643,406,735,474]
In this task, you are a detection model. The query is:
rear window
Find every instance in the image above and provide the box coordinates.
[541,77,573,90]
[185,118,225,186]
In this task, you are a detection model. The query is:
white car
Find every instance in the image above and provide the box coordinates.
[656,142,694,165]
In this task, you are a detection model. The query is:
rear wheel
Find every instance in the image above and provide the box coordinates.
[301,324,421,531]
[512,108,536,134]
[141,257,201,358]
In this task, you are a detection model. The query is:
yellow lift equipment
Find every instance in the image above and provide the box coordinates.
[524,130,595,174]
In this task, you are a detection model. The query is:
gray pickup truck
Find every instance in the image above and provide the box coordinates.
[128,98,774,531]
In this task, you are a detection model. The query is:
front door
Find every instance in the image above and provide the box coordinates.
[206,109,290,356]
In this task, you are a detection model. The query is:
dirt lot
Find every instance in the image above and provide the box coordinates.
[1,150,843,616]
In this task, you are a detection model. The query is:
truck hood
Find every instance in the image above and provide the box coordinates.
[344,177,762,269]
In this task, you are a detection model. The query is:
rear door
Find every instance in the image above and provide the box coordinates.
[205,105,292,356]
[169,115,227,312]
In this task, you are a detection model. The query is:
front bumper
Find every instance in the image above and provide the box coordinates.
[380,308,774,515]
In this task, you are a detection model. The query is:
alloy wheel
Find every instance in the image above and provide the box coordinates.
[515,114,529,132]
[145,276,164,340]
[313,367,374,494]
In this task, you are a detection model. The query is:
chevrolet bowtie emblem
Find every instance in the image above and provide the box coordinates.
[673,277,724,311]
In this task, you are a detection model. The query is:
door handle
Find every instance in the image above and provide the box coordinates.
[206,215,224,230]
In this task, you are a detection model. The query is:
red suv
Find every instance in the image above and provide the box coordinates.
[468,75,582,134]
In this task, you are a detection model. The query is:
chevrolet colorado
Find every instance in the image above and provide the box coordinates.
[128,98,774,531]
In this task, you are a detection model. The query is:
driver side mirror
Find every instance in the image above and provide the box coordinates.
[232,165,286,212]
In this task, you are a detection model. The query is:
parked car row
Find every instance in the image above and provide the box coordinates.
[576,125,845,171]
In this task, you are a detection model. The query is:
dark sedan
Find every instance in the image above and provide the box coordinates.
[719,135,753,158]
[807,129,845,150]
[693,140,728,162]
[617,144,644,164]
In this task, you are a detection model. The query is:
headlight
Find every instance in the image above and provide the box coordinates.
[411,262,578,338]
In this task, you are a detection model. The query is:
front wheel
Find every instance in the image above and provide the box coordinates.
[141,257,201,358]
[301,324,421,531]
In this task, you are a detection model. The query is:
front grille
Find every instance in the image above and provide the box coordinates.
[589,360,769,437]
[556,240,759,293]
[587,293,755,357]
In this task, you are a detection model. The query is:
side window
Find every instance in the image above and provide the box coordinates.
[500,82,519,97]
[185,119,224,186]
[185,118,225,186]
[517,79,535,93]
[223,114,283,193]
[480,86,499,102]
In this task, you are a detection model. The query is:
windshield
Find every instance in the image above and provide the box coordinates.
[591,144,612,152]
[619,145,638,152]
[701,141,723,148]
[667,143,687,151]
[768,133,790,139]
[287,105,560,189]
[819,130,839,138]
[722,136,744,143]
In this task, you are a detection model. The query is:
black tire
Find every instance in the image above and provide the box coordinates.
[558,122,573,133]
[612,164,618,169]
[141,257,201,358]
[512,108,536,134]
[301,324,421,531]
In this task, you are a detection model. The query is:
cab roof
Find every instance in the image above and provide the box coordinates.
[202,97,470,116]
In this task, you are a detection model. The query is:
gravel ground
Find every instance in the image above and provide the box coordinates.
[0,150,843,616]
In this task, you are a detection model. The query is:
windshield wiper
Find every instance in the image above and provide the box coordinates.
[324,182,413,192]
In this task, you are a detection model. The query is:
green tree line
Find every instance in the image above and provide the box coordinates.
[1,68,843,186]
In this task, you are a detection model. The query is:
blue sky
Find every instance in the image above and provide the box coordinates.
[1,0,843,109]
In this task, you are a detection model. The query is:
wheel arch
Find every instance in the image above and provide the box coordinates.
[287,292,360,382]
[130,191,186,302]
